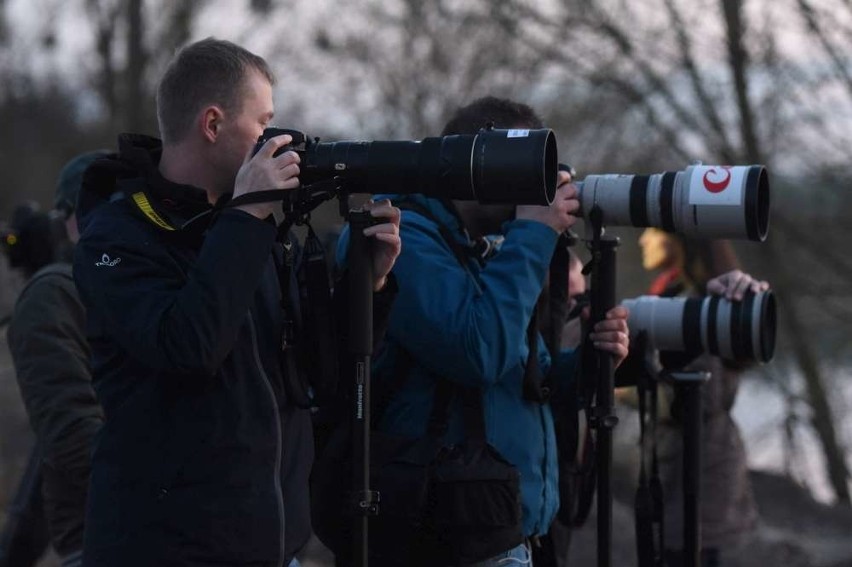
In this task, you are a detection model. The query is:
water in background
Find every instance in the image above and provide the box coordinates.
[734,366,852,504]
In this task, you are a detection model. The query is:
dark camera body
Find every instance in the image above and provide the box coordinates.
[252,127,558,205]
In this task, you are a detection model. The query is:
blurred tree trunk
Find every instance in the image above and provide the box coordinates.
[125,0,147,133]
[796,0,852,99]
[85,0,206,136]
[722,0,851,506]
[720,0,763,164]
[86,0,122,129]
[763,238,851,505]
[0,0,7,45]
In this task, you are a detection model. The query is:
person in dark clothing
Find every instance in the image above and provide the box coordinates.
[638,228,766,567]
[72,38,401,567]
[5,151,108,567]
[0,204,54,567]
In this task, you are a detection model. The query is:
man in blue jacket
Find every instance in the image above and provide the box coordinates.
[72,38,401,566]
[340,97,631,565]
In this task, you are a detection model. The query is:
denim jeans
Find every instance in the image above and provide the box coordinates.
[467,542,532,566]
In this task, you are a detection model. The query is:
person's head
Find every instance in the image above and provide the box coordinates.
[568,251,586,300]
[55,150,110,243]
[442,96,544,236]
[560,250,589,348]
[1,202,61,277]
[638,228,684,272]
[567,250,590,319]
[639,227,740,292]
[156,38,276,196]
[440,96,544,138]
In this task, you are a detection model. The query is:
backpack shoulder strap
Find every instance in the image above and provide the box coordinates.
[395,201,472,271]
[372,346,456,439]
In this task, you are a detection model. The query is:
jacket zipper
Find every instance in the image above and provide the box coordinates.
[248,312,286,566]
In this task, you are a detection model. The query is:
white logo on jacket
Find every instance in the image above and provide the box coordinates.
[95,254,121,267]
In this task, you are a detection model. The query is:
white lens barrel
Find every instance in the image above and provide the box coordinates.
[621,291,776,363]
[576,174,635,227]
[620,296,689,352]
[577,165,769,241]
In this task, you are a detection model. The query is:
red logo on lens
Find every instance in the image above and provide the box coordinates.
[703,167,732,193]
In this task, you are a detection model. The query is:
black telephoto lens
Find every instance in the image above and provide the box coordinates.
[254,127,558,206]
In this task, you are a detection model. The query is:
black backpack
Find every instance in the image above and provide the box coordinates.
[310,350,524,567]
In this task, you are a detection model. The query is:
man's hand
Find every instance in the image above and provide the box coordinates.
[589,305,630,368]
[361,199,401,291]
[233,134,301,219]
[515,170,580,234]
[706,269,769,301]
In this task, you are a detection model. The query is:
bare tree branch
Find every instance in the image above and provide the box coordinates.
[772,214,852,284]
[85,0,124,125]
[720,0,763,163]
[662,0,736,161]
[797,0,852,100]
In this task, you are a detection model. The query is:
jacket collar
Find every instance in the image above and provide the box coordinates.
[116,134,214,232]
[78,133,219,237]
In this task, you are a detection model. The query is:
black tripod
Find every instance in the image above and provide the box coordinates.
[272,183,379,567]
[344,208,380,567]
[583,207,620,567]
[582,204,711,567]
[631,347,711,567]
[667,370,710,567]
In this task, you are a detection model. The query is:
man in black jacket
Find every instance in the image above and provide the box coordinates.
[73,38,400,566]
[7,151,107,567]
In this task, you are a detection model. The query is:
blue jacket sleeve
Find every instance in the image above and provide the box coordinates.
[362,211,558,387]
[74,207,277,375]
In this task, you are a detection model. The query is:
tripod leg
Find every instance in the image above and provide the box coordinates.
[347,210,378,567]
[670,372,709,567]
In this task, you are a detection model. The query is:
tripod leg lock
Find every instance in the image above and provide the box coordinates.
[590,405,619,430]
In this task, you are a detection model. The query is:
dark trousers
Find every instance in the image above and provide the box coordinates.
[0,447,50,567]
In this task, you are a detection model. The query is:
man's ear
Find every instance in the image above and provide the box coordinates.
[200,105,225,143]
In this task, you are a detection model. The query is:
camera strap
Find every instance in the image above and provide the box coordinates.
[371,346,455,439]
[393,201,474,271]
[649,367,665,564]
[523,313,550,402]
[225,189,293,208]
[270,217,342,410]
[523,233,574,403]
[271,223,312,409]
[299,223,339,407]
